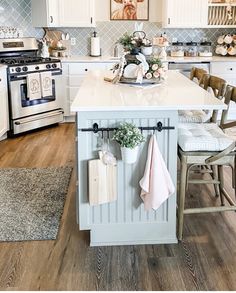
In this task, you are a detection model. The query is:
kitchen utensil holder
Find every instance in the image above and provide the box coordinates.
[79,122,175,133]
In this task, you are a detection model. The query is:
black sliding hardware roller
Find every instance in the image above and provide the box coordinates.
[93,123,99,133]
[157,122,163,132]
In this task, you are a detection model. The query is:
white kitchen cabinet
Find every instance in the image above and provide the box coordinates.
[63,62,116,119]
[162,0,208,28]
[208,2,236,27]
[0,66,9,140]
[32,0,95,28]
[59,0,95,27]
[31,0,59,27]
[211,62,236,120]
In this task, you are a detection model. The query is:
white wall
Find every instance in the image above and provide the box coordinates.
[96,0,162,22]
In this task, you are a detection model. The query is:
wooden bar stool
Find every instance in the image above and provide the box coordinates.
[190,67,208,84]
[179,67,209,123]
[177,85,236,241]
[179,70,227,125]
[180,73,227,197]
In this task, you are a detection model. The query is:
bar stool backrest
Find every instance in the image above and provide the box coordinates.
[202,74,227,123]
[221,85,236,129]
[190,67,208,86]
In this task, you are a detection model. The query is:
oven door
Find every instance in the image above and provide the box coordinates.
[9,70,64,119]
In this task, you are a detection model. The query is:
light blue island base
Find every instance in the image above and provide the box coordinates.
[76,110,178,246]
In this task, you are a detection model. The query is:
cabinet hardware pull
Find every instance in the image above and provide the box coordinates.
[50,16,53,23]
[0,78,1,82]
[85,69,88,71]
[168,18,171,25]
[91,17,93,24]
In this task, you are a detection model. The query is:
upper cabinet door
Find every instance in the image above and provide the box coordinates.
[31,0,59,27]
[32,0,95,28]
[47,0,59,27]
[163,0,208,28]
[58,0,95,27]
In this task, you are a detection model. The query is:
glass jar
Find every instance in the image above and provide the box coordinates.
[199,42,213,57]
[185,42,198,57]
[170,42,185,57]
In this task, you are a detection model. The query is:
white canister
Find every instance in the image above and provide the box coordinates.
[141,46,153,56]
[121,146,139,165]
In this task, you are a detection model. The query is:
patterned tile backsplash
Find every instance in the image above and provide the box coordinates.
[0,0,235,56]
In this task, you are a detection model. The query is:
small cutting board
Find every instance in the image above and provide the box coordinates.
[88,159,117,206]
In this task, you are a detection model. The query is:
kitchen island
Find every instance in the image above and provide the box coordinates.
[71,70,226,247]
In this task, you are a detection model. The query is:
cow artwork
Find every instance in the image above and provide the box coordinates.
[111,0,149,21]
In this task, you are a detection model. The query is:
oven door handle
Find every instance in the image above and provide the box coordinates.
[14,110,64,125]
[10,71,62,81]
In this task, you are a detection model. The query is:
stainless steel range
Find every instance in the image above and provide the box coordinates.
[0,38,64,136]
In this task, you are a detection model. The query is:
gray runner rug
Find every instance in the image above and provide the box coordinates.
[0,166,72,242]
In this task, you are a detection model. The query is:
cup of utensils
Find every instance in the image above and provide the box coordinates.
[216,34,236,56]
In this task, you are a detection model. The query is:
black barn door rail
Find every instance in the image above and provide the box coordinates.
[78,122,175,133]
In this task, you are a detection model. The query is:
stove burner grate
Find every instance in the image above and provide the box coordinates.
[0,56,55,65]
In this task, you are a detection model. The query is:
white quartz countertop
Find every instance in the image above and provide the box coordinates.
[60,55,236,63]
[71,70,226,112]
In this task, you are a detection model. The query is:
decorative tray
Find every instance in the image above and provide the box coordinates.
[119,77,162,85]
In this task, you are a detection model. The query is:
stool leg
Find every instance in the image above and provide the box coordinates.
[218,166,225,206]
[178,158,188,241]
[212,165,220,198]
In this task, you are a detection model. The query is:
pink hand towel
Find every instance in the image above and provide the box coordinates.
[139,135,175,211]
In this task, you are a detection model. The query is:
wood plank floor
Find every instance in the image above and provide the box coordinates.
[0,123,236,291]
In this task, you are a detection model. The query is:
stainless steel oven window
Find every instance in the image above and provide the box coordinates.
[19,78,56,107]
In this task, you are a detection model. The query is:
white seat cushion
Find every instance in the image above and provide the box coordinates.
[178,110,211,123]
[178,123,234,152]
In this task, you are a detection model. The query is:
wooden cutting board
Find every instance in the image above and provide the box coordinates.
[43,28,64,48]
[88,159,117,206]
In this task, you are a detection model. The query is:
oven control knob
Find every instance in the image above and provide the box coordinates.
[46,64,51,69]
[35,66,40,70]
[52,63,57,69]
[22,66,28,72]
[16,67,21,73]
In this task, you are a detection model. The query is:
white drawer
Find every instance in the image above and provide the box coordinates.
[69,63,108,75]
[211,62,236,75]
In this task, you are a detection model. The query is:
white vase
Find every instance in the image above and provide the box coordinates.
[141,46,153,56]
[121,146,139,164]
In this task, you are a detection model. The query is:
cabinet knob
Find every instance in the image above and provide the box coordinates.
[50,16,54,23]
[85,69,88,72]
[0,78,1,82]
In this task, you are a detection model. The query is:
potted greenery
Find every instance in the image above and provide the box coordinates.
[113,123,145,164]
[118,31,152,55]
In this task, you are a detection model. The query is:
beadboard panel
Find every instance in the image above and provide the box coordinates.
[76,111,178,246]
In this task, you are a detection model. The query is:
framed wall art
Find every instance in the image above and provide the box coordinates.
[110,0,149,21]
